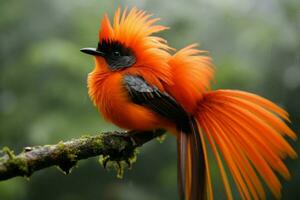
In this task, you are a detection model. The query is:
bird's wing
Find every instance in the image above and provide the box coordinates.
[123,75,206,200]
[123,74,190,131]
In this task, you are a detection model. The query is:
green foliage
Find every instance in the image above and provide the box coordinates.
[0,0,299,199]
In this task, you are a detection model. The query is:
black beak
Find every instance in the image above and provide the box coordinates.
[80,48,105,56]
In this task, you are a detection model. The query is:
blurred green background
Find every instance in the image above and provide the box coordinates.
[0,0,299,199]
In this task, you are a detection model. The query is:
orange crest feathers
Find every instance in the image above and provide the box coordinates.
[99,7,171,51]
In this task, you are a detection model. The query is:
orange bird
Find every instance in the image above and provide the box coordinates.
[81,7,297,200]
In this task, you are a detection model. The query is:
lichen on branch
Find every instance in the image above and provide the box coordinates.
[0,129,165,181]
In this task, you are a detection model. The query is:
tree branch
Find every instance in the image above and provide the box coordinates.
[0,129,165,181]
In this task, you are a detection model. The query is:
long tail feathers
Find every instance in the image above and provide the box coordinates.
[195,89,297,200]
[177,118,206,200]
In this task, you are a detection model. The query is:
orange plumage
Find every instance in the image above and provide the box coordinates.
[82,7,297,200]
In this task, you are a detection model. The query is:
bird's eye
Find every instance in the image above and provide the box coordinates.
[113,51,121,57]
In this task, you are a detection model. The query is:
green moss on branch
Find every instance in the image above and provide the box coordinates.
[0,129,165,181]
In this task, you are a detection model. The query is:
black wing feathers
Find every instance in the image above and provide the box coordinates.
[124,75,190,132]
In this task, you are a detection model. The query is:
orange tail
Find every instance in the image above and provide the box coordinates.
[195,89,297,200]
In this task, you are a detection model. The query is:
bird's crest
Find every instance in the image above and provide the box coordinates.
[99,7,171,52]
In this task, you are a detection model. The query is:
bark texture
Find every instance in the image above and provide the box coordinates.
[0,129,165,181]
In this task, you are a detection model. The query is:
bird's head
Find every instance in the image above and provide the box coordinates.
[81,7,172,72]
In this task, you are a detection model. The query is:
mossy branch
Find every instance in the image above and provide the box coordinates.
[0,129,165,181]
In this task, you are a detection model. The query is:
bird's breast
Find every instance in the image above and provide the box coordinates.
[88,71,172,131]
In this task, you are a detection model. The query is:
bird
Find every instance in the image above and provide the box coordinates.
[80,7,297,200]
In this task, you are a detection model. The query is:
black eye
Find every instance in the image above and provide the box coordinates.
[113,51,121,57]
